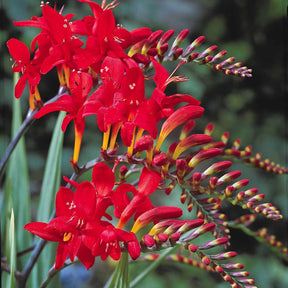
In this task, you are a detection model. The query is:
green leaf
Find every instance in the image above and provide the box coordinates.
[31,111,65,287]
[1,72,31,269]
[1,207,17,288]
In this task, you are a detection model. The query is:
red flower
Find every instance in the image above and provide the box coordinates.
[83,222,140,261]
[7,38,42,109]
[14,5,95,86]
[146,57,201,121]
[34,70,93,165]
[116,168,162,229]
[24,182,97,270]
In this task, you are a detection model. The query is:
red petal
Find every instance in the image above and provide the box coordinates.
[68,233,81,262]
[56,187,75,217]
[69,71,93,102]
[40,52,65,74]
[92,163,115,197]
[127,234,141,260]
[121,122,135,147]
[55,242,69,270]
[14,74,27,99]
[96,10,115,39]
[109,244,121,261]
[121,67,145,103]
[162,94,201,107]
[74,182,96,219]
[138,168,161,196]
[130,27,152,44]
[76,243,95,269]
[7,39,30,64]
[101,56,125,89]
[34,95,73,119]
[151,57,169,90]
[113,184,137,218]
[42,5,72,44]
[78,0,103,18]
[24,222,61,241]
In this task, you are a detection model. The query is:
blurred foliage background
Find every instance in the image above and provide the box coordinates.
[0,0,287,287]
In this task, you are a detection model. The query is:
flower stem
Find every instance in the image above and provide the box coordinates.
[130,245,179,288]
[0,86,67,179]
[105,253,130,288]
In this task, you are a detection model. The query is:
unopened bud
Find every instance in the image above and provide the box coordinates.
[210,50,227,63]
[201,256,210,265]
[134,135,154,153]
[179,119,195,140]
[142,234,155,247]
[152,153,169,166]
[183,35,205,57]
[188,244,198,252]
[219,57,235,68]
[210,251,237,260]
[198,237,228,250]
[217,170,241,186]
[173,134,212,160]
[183,223,215,241]
[202,161,232,178]
[188,148,222,168]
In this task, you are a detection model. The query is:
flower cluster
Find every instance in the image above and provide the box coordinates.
[7,1,287,286]
[24,163,181,269]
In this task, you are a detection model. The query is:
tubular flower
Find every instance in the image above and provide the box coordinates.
[34,70,93,166]
[24,182,97,270]
[83,222,140,261]
[116,168,162,229]
[7,39,42,109]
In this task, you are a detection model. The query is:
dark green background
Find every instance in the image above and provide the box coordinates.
[1,0,287,287]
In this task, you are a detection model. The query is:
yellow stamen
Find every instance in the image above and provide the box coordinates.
[63,232,72,242]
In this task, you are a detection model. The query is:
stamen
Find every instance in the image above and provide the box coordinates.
[63,232,72,242]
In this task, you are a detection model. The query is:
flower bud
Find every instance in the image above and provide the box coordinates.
[210,251,237,260]
[142,234,155,247]
[198,237,228,250]
[202,161,232,178]
[197,45,218,60]
[188,148,222,168]
[179,119,195,140]
[172,134,212,160]
[183,35,205,57]
[131,206,183,233]
[210,50,227,63]
[155,105,204,151]
[152,153,169,166]
[183,223,215,241]
[217,171,241,186]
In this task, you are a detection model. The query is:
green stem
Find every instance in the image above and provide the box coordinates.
[0,86,67,179]
[130,245,178,288]
[105,252,130,288]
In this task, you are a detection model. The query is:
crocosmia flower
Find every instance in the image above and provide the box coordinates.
[24,182,97,270]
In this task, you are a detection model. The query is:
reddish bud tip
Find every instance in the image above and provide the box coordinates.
[152,153,169,166]
[188,244,198,252]
[134,135,154,153]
